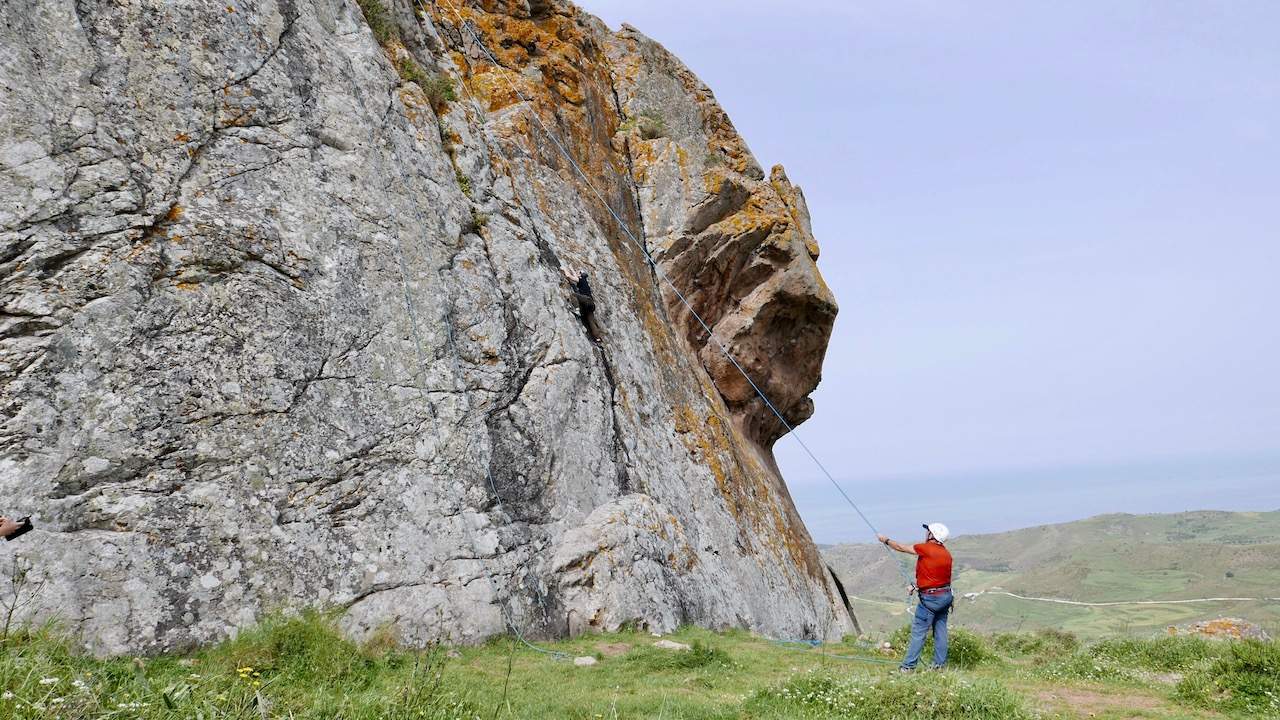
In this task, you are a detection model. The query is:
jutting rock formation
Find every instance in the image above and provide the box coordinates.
[0,0,847,654]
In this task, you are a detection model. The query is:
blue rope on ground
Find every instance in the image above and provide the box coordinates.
[770,639,901,666]
[771,639,822,648]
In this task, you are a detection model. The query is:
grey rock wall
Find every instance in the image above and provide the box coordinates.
[0,0,852,654]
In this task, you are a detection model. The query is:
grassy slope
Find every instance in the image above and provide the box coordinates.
[3,511,1277,718]
[823,510,1280,637]
[4,614,1275,719]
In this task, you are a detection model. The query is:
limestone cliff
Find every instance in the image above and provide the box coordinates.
[0,0,847,654]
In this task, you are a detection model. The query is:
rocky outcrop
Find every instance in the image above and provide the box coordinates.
[0,0,848,654]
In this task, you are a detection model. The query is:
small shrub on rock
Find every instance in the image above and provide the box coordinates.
[397,58,456,111]
[622,110,668,140]
[356,0,399,46]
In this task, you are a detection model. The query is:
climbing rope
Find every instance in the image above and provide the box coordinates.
[769,638,902,666]
[442,310,571,661]
[428,0,917,597]
[383,0,926,668]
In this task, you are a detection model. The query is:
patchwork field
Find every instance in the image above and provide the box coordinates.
[823,510,1280,638]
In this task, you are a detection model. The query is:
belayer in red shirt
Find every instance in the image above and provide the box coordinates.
[878,522,953,671]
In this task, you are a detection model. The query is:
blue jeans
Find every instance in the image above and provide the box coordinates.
[901,590,952,669]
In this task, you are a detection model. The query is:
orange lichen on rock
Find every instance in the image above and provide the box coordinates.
[411,1,845,633]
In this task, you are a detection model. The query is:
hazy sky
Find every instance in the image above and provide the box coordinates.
[576,1,1280,542]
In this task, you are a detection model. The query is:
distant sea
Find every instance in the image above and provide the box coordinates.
[787,452,1280,545]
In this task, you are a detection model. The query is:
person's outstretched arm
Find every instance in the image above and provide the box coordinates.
[876,534,918,555]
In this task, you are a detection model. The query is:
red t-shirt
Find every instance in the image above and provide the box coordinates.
[914,541,952,590]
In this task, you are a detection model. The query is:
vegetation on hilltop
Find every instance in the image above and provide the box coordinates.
[823,510,1280,637]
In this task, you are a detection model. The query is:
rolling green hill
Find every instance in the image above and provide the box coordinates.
[822,510,1280,638]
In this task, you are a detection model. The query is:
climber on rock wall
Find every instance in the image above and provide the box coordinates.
[565,268,602,342]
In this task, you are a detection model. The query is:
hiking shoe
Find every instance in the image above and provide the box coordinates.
[897,666,913,673]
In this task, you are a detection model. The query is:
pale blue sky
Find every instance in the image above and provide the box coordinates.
[577,1,1280,542]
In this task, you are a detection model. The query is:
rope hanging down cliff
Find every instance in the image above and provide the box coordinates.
[427,0,915,592]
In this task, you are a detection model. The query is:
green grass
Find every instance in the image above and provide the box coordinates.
[1088,636,1221,672]
[455,169,472,196]
[1,613,1275,719]
[887,625,997,669]
[625,640,735,672]
[991,628,1080,658]
[746,671,1034,719]
[1175,639,1280,715]
[0,612,477,719]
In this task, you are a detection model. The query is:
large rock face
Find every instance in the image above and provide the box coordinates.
[0,0,847,654]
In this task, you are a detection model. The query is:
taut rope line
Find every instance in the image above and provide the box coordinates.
[427,0,915,592]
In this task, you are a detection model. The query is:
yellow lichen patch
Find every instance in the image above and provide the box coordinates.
[636,295,682,369]
[803,235,821,260]
[447,50,467,74]
[678,397,828,583]
[467,66,530,113]
[674,145,688,170]
[700,168,732,196]
[453,5,591,109]
[433,0,628,188]
[710,209,782,242]
[627,142,660,185]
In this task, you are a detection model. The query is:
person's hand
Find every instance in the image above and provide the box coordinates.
[0,517,21,538]
[876,534,889,545]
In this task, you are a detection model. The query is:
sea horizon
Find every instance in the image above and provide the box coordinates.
[788,449,1280,545]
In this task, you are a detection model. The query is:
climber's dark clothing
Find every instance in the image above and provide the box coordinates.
[573,273,595,314]
[571,272,600,340]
